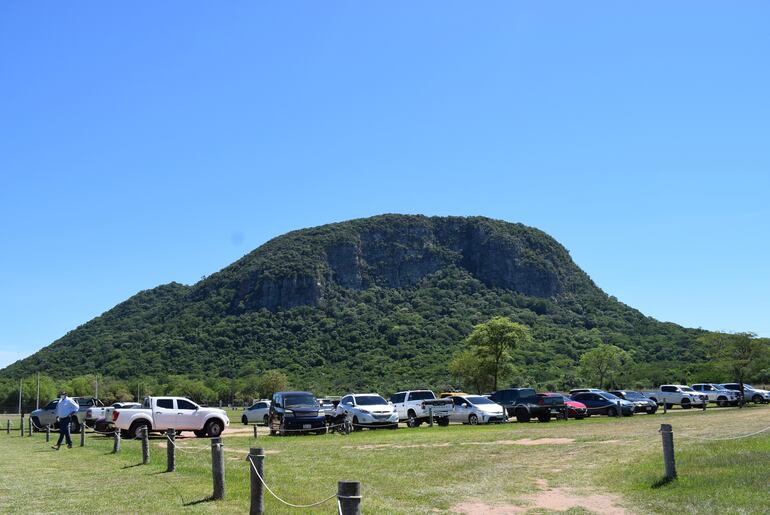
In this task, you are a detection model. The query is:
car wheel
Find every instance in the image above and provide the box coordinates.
[263,415,269,426]
[515,408,531,423]
[406,411,421,428]
[607,406,618,417]
[194,430,207,438]
[206,419,224,438]
[388,423,399,430]
[130,421,149,440]
[575,415,585,420]
[468,414,479,425]
[537,414,550,423]
[681,400,691,409]
[70,419,81,434]
[352,416,363,431]
[752,394,763,404]
[664,403,673,410]
[315,427,327,435]
[241,415,248,425]
[437,417,449,427]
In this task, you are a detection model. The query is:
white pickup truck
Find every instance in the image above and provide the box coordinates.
[642,385,708,409]
[112,397,229,439]
[390,390,453,427]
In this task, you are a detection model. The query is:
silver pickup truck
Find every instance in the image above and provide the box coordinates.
[390,390,453,427]
[30,397,104,432]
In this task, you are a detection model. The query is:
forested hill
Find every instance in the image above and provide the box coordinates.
[0,214,708,392]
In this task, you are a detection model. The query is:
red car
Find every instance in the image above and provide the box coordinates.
[543,393,588,419]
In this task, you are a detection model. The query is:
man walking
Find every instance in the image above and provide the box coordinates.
[52,392,79,450]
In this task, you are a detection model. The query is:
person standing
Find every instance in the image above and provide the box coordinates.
[52,392,79,450]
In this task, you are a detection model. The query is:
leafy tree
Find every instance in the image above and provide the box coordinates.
[699,332,770,406]
[578,344,632,389]
[464,317,532,391]
[448,350,495,393]
[257,370,289,399]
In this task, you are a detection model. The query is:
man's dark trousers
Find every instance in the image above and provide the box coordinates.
[56,415,73,447]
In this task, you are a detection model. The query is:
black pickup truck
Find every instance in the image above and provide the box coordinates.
[489,388,565,422]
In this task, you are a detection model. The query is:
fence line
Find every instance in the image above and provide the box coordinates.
[247,455,338,509]
[676,424,770,441]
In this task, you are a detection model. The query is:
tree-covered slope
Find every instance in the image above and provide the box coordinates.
[0,214,709,392]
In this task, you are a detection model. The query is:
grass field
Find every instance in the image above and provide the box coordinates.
[0,405,768,514]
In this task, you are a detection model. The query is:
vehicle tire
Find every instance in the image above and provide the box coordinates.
[681,400,691,410]
[241,415,248,425]
[752,394,763,404]
[352,416,363,431]
[406,411,421,428]
[575,415,585,420]
[129,421,149,440]
[70,419,81,434]
[515,408,531,423]
[664,403,673,410]
[648,407,658,415]
[194,430,207,438]
[537,414,550,423]
[263,415,269,426]
[206,419,224,438]
[437,417,449,427]
[388,423,398,430]
[315,427,327,435]
[716,397,727,407]
[467,414,479,425]
[607,406,618,417]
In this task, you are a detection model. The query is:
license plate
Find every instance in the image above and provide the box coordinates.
[303,424,311,429]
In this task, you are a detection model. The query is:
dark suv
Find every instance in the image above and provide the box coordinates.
[269,391,327,436]
[489,388,565,422]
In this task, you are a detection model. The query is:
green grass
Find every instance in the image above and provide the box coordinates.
[0,405,768,514]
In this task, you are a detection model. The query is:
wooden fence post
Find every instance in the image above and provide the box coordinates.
[337,481,362,515]
[253,425,257,438]
[166,428,176,472]
[46,425,50,442]
[113,430,121,453]
[660,423,677,481]
[80,422,85,446]
[211,437,225,500]
[28,416,33,436]
[6,418,9,434]
[20,415,24,437]
[428,407,434,427]
[141,426,150,464]
[249,447,264,515]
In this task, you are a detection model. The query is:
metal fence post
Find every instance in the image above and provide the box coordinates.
[660,423,677,481]
[211,437,225,500]
[249,447,264,515]
[113,430,121,453]
[166,428,176,472]
[80,422,85,446]
[141,426,150,464]
[337,481,361,515]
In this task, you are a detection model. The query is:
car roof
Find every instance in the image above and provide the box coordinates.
[278,391,315,395]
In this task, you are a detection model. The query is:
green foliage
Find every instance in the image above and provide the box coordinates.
[256,370,289,399]
[448,350,494,394]
[578,343,633,389]
[699,332,770,385]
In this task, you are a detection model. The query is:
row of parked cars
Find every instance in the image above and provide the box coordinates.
[28,382,769,438]
[238,382,769,436]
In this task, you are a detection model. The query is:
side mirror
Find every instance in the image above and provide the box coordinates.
[462,403,469,408]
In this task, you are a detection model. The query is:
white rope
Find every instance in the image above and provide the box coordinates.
[676,424,770,441]
[164,434,211,454]
[247,455,337,508]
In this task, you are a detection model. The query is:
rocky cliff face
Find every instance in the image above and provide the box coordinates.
[194,215,597,312]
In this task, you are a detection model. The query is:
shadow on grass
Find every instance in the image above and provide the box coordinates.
[183,496,215,506]
[121,463,146,469]
[651,476,677,488]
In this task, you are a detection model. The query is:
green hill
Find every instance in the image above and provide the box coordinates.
[0,214,710,395]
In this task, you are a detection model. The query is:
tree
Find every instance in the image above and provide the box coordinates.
[699,332,770,406]
[448,350,495,393]
[256,370,289,399]
[578,344,632,389]
[464,317,532,391]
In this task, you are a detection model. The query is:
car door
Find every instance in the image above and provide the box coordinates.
[255,402,269,423]
[450,396,467,422]
[175,398,202,430]
[153,398,177,429]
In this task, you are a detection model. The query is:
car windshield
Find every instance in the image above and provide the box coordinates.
[284,394,317,408]
[680,387,696,392]
[601,393,620,400]
[408,391,435,401]
[464,396,495,405]
[744,384,754,389]
[623,392,645,400]
[355,395,387,405]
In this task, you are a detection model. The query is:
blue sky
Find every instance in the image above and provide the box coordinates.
[1,2,769,369]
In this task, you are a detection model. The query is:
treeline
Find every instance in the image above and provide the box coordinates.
[0,370,289,411]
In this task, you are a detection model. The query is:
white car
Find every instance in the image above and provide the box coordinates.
[691,384,740,407]
[720,384,770,404]
[336,394,399,430]
[448,395,507,425]
[112,397,229,438]
[242,400,271,425]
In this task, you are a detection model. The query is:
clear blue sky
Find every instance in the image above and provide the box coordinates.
[1,2,769,369]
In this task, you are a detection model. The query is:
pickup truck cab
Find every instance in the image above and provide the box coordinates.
[489,388,565,422]
[643,385,707,409]
[390,390,453,428]
[112,397,229,439]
